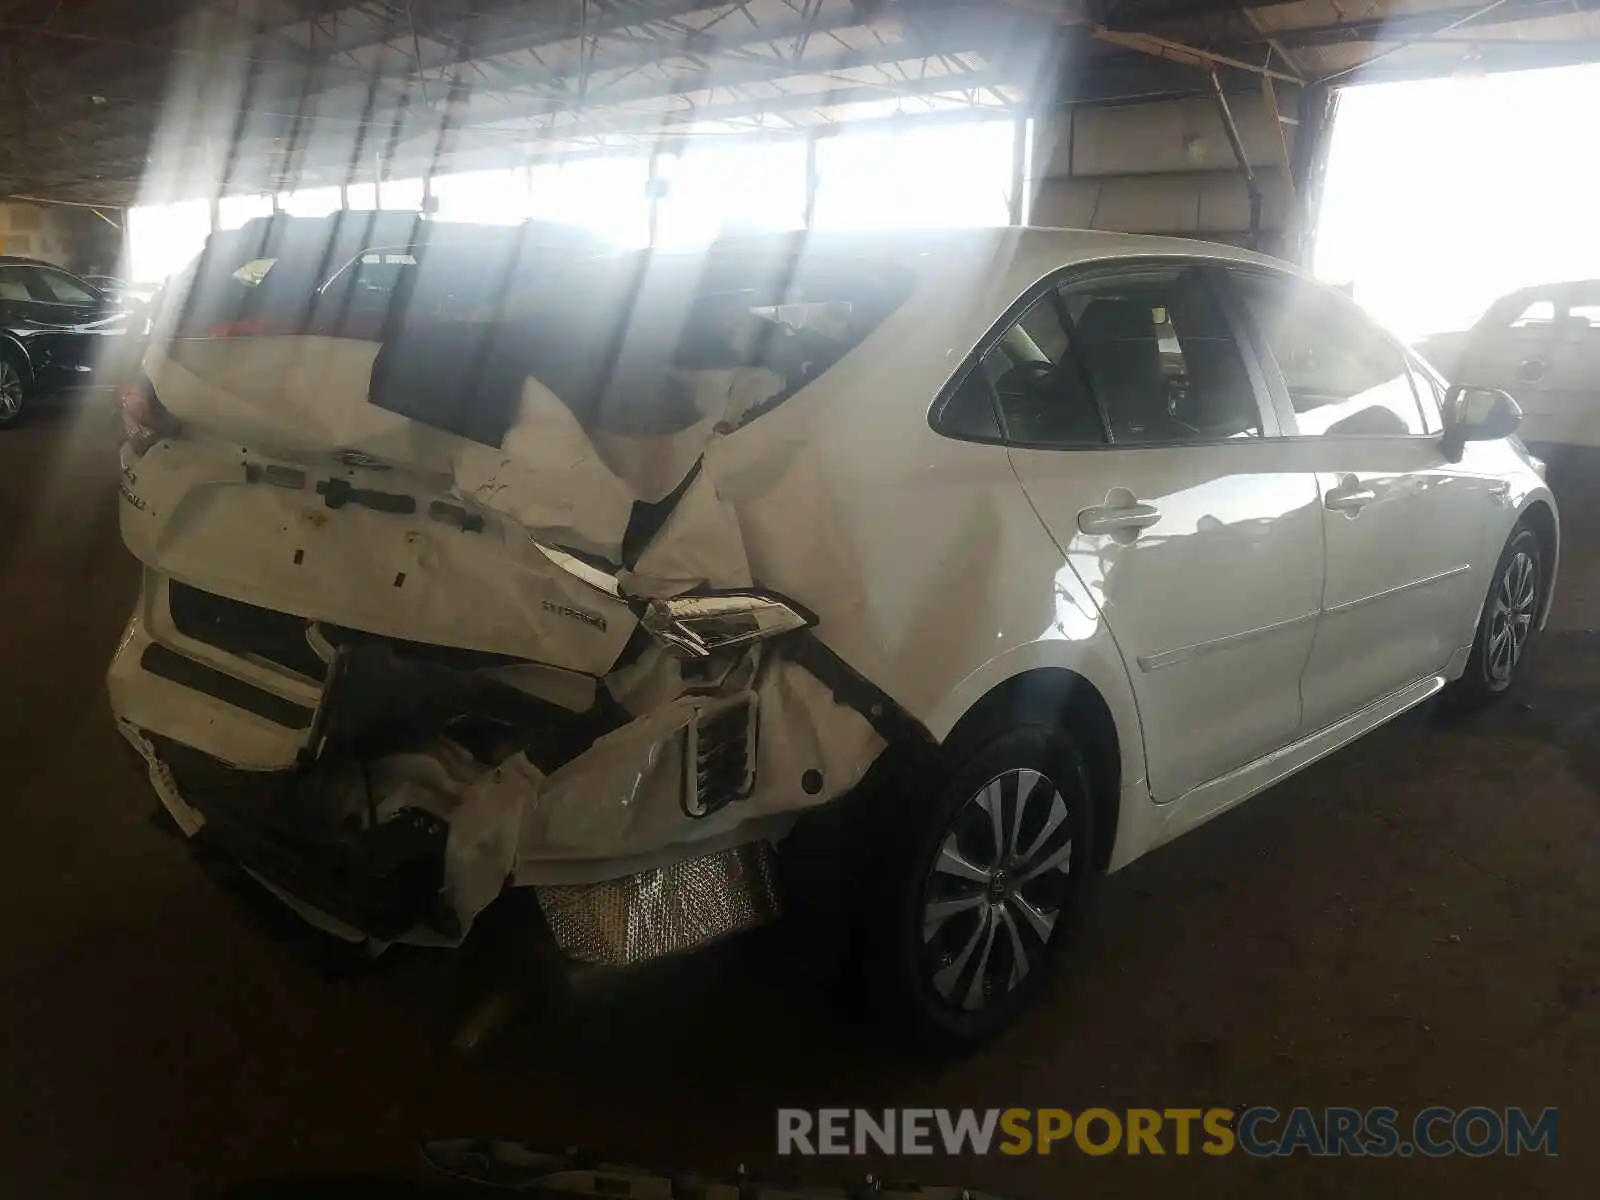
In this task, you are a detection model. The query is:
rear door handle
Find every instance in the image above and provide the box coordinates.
[1324,474,1376,513]
[1077,501,1162,536]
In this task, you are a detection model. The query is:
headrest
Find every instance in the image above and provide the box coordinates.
[1075,298,1156,345]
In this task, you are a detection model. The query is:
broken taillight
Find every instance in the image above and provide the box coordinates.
[119,376,181,456]
[641,592,814,659]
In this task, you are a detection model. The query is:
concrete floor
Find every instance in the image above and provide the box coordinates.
[1,396,1596,1198]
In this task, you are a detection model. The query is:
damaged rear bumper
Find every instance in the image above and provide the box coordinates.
[109,571,891,955]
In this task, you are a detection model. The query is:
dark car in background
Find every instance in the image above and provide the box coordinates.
[0,255,133,425]
[85,274,161,308]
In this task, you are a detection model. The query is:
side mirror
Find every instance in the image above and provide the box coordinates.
[1441,384,1522,462]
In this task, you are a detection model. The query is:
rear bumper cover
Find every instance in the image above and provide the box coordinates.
[110,574,886,948]
[121,724,454,940]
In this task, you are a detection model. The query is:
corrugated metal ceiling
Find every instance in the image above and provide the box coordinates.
[1,0,1596,206]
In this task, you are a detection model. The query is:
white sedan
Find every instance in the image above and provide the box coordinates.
[109,225,1557,1050]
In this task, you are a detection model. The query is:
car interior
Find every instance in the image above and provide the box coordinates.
[986,269,1264,446]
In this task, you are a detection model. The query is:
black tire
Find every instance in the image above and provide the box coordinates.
[864,720,1095,1054]
[1448,523,1543,709]
[0,352,28,427]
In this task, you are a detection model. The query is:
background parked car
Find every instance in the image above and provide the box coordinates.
[1415,280,1600,452]
[84,274,161,309]
[0,256,133,425]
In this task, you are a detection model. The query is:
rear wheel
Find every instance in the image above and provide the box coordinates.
[1450,524,1542,707]
[0,356,27,426]
[865,721,1094,1053]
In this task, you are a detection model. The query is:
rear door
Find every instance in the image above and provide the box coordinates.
[1227,268,1497,734]
[992,259,1324,803]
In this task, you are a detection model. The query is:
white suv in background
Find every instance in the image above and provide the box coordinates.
[110,225,1557,1050]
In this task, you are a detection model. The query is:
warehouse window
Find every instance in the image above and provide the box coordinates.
[1316,62,1600,339]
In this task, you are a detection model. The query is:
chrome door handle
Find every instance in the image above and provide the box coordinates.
[1324,475,1376,513]
[1077,502,1162,536]
[1517,357,1547,383]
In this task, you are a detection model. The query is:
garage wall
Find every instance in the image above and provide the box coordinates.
[1028,94,1301,259]
[0,201,123,275]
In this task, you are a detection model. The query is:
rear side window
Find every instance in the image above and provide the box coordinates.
[1511,300,1556,328]
[1062,268,1261,443]
[981,292,1105,446]
[937,367,1004,441]
[934,263,1262,448]
[0,265,31,301]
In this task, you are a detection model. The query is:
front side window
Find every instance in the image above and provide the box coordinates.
[1233,271,1427,437]
[35,269,96,304]
[1406,361,1447,435]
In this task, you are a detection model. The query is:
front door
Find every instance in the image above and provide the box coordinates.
[1228,269,1496,733]
[985,261,1324,803]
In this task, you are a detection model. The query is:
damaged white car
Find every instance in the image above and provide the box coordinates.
[110,216,1558,1049]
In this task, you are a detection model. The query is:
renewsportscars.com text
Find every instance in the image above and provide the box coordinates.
[777,1106,1558,1158]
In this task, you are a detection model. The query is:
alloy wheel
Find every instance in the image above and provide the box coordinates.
[0,362,22,422]
[919,768,1075,1011]
[1487,548,1538,684]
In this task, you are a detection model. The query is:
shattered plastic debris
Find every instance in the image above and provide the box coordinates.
[355,741,543,937]
[117,258,932,948]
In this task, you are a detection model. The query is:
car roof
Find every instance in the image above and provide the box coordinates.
[679,225,1289,267]
[648,226,1298,308]
[634,226,1298,360]
[0,254,74,270]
